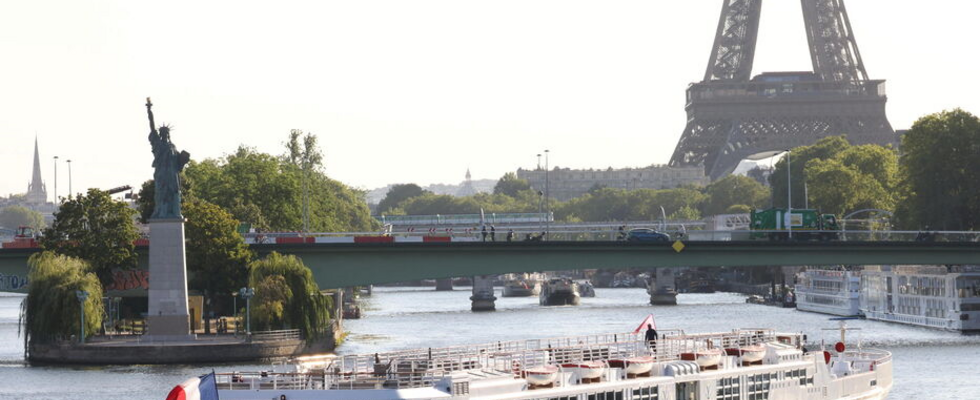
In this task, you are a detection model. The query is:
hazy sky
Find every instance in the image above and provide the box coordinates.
[2,1,977,200]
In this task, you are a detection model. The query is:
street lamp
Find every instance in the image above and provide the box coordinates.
[239,287,255,334]
[75,290,89,344]
[544,150,550,236]
[66,159,72,197]
[53,156,59,203]
[785,149,793,240]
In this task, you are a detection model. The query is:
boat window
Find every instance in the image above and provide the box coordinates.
[632,386,658,400]
[715,377,740,400]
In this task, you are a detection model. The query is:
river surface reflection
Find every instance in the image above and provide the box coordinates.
[2,288,978,399]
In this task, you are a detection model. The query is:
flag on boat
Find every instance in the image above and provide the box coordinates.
[633,314,657,333]
[166,371,219,400]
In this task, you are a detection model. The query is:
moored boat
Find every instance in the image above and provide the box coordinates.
[540,277,580,306]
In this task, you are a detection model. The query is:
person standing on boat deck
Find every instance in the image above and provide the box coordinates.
[645,324,658,353]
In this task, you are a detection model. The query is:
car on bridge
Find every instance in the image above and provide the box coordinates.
[625,228,671,242]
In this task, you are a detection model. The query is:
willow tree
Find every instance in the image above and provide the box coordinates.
[248,252,332,339]
[21,252,103,349]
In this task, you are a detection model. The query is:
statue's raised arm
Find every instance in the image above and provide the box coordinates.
[146,97,158,136]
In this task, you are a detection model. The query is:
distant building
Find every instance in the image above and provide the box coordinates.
[517,165,709,202]
[0,138,57,221]
[455,169,477,197]
[24,138,48,207]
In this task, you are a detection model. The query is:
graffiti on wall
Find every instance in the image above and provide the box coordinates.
[0,273,29,291]
[105,269,150,291]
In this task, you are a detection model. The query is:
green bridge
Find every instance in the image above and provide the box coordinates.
[2,241,979,294]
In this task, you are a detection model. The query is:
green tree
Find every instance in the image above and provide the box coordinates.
[805,158,894,217]
[40,189,139,285]
[897,109,980,230]
[184,198,255,332]
[702,175,769,216]
[248,252,333,339]
[0,205,46,230]
[770,136,851,208]
[768,136,899,218]
[22,252,103,346]
[493,173,531,197]
[377,184,427,214]
[185,143,378,232]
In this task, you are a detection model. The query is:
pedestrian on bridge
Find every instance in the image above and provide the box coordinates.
[490,225,496,242]
[507,229,515,242]
[481,225,488,242]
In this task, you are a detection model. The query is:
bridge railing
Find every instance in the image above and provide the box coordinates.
[242,229,980,243]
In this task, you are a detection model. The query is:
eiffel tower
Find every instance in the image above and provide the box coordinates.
[669,0,896,180]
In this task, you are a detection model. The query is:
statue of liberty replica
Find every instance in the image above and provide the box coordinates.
[147,98,190,219]
[145,98,195,339]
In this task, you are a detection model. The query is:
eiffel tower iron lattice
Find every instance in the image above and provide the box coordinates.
[670,0,895,180]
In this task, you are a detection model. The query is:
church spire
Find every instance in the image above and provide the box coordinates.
[27,137,47,205]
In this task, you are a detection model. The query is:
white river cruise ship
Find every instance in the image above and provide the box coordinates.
[182,327,892,400]
[860,265,980,332]
[795,268,862,317]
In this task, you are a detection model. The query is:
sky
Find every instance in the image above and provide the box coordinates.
[2,0,978,200]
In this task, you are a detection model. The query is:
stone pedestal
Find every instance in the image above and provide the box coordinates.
[649,268,678,306]
[435,278,454,291]
[470,275,496,311]
[146,218,194,340]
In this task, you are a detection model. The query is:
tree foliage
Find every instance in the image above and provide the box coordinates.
[702,175,769,216]
[897,109,980,230]
[40,189,139,285]
[768,136,899,218]
[493,173,531,198]
[377,184,427,214]
[770,136,851,209]
[22,252,103,346]
[248,252,332,339]
[184,198,255,319]
[556,187,707,222]
[183,142,378,232]
[0,205,46,230]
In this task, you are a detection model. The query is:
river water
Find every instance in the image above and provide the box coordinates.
[2,288,979,399]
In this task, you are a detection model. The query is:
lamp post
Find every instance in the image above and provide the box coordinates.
[785,149,793,240]
[232,291,238,335]
[75,290,89,344]
[240,287,255,335]
[53,156,59,203]
[544,149,550,236]
[66,159,72,198]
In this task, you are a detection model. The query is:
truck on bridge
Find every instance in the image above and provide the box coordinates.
[750,208,840,241]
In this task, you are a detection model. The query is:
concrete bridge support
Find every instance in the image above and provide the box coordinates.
[649,268,678,305]
[435,278,454,291]
[470,275,497,312]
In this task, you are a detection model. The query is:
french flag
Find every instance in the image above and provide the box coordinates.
[166,372,219,400]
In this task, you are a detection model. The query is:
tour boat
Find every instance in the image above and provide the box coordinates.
[860,265,980,332]
[539,277,581,306]
[795,267,863,317]
[176,326,893,400]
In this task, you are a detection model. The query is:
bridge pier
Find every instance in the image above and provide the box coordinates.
[649,268,678,306]
[470,275,497,312]
[435,278,454,291]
